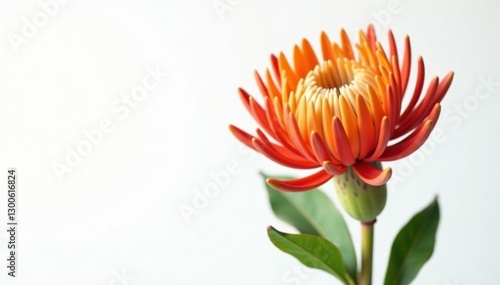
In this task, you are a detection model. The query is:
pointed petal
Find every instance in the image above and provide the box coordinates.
[399,56,425,123]
[320,31,334,61]
[301,38,319,71]
[254,70,269,98]
[293,44,308,78]
[400,35,411,93]
[395,76,439,137]
[310,132,341,165]
[356,95,376,159]
[332,117,356,166]
[266,169,333,192]
[379,106,439,162]
[270,54,281,86]
[264,97,301,155]
[365,116,390,162]
[433,71,455,105]
[365,24,377,52]
[278,52,299,89]
[353,162,392,186]
[340,28,354,60]
[252,138,318,169]
[323,161,346,176]
[286,112,316,161]
[228,125,257,151]
[255,128,312,165]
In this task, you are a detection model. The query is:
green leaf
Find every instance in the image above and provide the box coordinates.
[384,197,440,285]
[268,227,355,285]
[261,173,357,281]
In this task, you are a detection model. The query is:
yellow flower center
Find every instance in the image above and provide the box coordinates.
[286,58,381,160]
[301,59,378,105]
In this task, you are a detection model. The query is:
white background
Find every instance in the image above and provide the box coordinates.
[1,0,499,284]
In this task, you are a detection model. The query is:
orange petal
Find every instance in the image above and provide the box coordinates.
[266,169,333,192]
[254,70,269,98]
[433,71,455,105]
[323,161,346,176]
[301,38,319,70]
[400,36,412,93]
[293,44,308,78]
[340,28,354,60]
[270,54,281,86]
[255,128,312,165]
[398,56,425,127]
[252,138,318,169]
[379,118,437,161]
[356,95,376,159]
[320,31,334,61]
[338,96,360,158]
[396,76,438,137]
[286,112,316,161]
[332,117,356,166]
[228,125,257,151]
[353,161,392,186]
[310,132,341,165]
[365,116,390,162]
[278,52,299,90]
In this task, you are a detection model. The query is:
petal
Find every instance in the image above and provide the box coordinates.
[356,95,376,159]
[365,116,390,162]
[266,169,333,192]
[340,28,355,60]
[323,161,346,176]
[365,24,377,52]
[400,35,412,93]
[399,56,425,124]
[278,52,299,90]
[238,88,272,136]
[264,97,298,153]
[252,138,318,169]
[353,161,392,186]
[228,125,257,151]
[255,128,312,165]
[301,38,319,71]
[320,31,335,62]
[338,96,360,158]
[395,76,439,137]
[433,71,455,105]
[249,96,274,137]
[270,54,281,87]
[332,117,356,166]
[254,70,269,98]
[310,132,341,165]
[286,111,316,161]
[293,44,308,78]
[379,105,440,161]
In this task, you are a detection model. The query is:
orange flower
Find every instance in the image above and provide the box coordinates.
[229,25,454,192]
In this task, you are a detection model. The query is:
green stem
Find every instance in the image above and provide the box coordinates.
[360,220,375,285]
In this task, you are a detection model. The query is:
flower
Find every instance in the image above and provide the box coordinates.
[229,25,454,192]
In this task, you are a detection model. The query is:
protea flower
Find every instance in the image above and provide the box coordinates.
[229,25,453,194]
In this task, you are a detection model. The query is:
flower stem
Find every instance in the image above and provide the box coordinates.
[360,220,375,285]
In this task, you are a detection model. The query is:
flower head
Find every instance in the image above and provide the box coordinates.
[229,25,454,192]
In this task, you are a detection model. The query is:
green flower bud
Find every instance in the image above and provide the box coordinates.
[333,162,387,222]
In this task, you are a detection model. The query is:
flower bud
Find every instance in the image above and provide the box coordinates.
[334,162,387,222]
